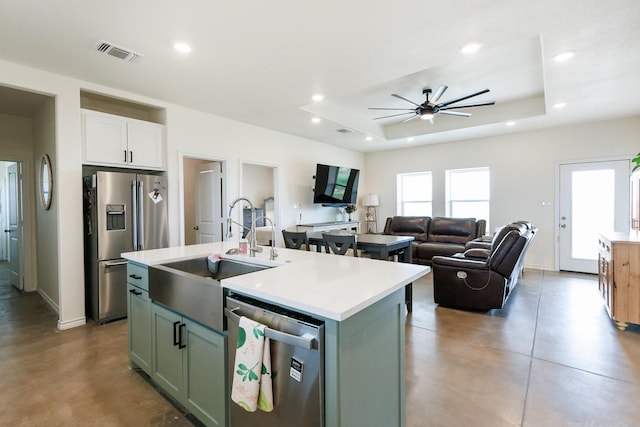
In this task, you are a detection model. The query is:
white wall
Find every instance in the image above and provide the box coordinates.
[164,105,366,238]
[0,59,366,328]
[33,97,59,304]
[366,116,640,270]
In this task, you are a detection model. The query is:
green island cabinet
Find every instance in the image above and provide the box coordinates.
[127,262,151,374]
[126,262,227,427]
[127,260,407,427]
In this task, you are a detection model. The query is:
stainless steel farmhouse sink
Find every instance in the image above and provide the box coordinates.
[148,257,269,330]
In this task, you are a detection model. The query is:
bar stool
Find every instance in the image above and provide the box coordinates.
[282,230,310,251]
[322,233,358,257]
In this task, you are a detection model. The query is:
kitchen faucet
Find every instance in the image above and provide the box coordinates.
[226,197,261,257]
[255,215,278,260]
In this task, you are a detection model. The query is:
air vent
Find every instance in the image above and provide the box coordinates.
[93,40,144,63]
[336,128,353,134]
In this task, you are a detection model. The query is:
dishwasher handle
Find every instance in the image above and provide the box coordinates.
[224,307,317,350]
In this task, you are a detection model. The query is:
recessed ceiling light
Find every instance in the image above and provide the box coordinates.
[365,136,373,141]
[506,121,516,126]
[311,94,325,102]
[311,117,322,124]
[407,137,414,142]
[460,41,483,54]
[553,102,567,109]
[173,41,192,53]
[552,51,575,62]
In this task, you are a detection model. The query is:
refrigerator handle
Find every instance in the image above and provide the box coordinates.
[131,180,138,250]
[138,180,145,250]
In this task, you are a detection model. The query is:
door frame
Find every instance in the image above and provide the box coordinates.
[0,156,34,292]
[554,155,631,271]
[178,151,228,246]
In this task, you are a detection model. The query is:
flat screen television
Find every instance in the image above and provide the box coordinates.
[313,163,359,207]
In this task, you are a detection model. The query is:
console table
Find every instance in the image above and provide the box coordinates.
[297,221,360,233]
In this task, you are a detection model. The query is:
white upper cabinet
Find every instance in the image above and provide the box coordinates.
[82,109,165,170]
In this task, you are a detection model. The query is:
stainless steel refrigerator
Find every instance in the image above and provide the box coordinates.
[83,171,169,324]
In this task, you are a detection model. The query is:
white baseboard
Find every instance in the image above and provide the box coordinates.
[36,289,87,330]
[37,288,59,313]
[57,317,87,330]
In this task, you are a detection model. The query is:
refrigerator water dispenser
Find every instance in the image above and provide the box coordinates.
[106,204,126,230]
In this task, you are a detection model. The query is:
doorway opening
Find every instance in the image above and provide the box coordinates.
[0,160,24,293]
[240,161,279,246]
[180,154,228,246]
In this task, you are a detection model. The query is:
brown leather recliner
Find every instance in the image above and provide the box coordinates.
[431,226,536,310]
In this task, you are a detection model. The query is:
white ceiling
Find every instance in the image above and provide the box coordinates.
[1,0,639,152]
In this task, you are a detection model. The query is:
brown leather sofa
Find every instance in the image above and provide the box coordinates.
[431,222,537,310]
[383,216,486,265]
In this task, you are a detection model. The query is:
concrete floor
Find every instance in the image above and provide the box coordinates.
[1,263,640,426]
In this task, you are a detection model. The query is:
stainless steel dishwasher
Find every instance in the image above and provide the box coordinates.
[225,294,324,427]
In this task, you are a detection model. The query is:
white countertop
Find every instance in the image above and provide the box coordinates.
[122,242,429,321]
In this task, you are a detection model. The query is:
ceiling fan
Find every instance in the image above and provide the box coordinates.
[369,85,495,123]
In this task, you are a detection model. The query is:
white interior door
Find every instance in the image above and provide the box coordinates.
[7,163,21,289]
[195,162,224,243]
[559,160,629,273]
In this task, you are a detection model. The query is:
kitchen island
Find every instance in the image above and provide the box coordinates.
[123,242,429,427]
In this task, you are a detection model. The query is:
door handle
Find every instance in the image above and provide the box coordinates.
[560,224,567,228]
[104,260,129,268]
[193,226,199,230]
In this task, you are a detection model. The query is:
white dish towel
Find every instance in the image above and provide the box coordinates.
[231,316,274,412]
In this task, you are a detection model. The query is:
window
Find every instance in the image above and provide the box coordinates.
[446,167,490,228]
[397,172,432,216]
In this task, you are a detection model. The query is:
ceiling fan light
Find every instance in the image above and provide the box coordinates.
[420,113,434,120]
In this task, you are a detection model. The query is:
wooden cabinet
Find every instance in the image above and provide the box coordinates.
[82,109,164,170]
[127,263,151,375]
[151,303,227,427]
[598,233,640,331]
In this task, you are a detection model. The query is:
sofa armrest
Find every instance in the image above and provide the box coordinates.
[431,255,489,271]
[465,241,492,250]
[462,248,491,259]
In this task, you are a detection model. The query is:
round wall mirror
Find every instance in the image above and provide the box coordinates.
[39,154,53,210]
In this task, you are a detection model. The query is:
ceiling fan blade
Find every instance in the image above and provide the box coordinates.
[373,112,416,120]
[401,114,421,124]
[428,85,448,106]
[439,101,496,110]
[391,93,421,107]
[438,110,471,117]
[437,88,490,108]
[368,107,416,111]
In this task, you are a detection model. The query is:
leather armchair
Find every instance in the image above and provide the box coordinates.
[432,227,535,310]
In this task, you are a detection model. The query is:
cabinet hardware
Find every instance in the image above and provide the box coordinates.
[129,150,133,163]
[178,323,186,349]
[124,150,127,162]
[129,289,142,296]
[129,274,142,280]
[173,321,181,346]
